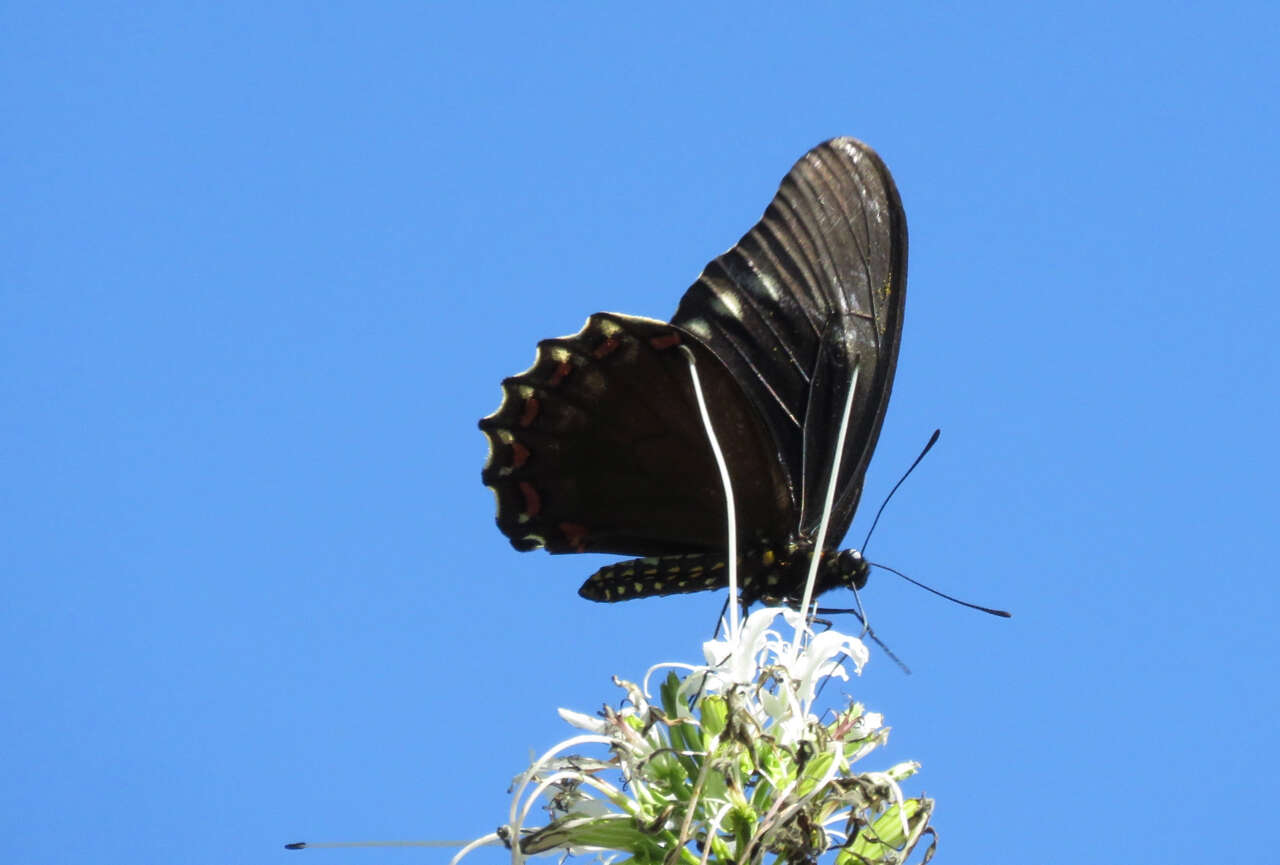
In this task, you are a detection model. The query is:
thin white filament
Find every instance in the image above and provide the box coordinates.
[739,778,799,865]
[506,733,634,865]
[679,344,740,636]
[300,839,490,854]
[516,770,623,832]
[863,770,911,849]
[508,734,623,836]
[796,358,862,640]
[641,661,701,699]
[701,801,736,865]
[449,833,506,865]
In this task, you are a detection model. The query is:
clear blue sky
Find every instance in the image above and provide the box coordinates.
[4,4,1277,863]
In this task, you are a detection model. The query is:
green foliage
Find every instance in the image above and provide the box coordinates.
[496,610,935,865]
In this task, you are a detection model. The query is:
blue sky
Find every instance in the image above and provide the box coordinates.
[4,3,1278,863]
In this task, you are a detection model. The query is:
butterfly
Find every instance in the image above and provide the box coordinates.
[480,138,906,605]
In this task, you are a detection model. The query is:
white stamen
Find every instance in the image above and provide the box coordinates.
[680,344,740,636]
[797,356,861,641]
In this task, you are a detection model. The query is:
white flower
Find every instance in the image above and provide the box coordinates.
[455,607,932,865]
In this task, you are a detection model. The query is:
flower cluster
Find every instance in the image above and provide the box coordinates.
[456,608,933,865]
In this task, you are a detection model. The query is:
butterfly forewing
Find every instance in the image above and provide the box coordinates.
[672,138,907,542]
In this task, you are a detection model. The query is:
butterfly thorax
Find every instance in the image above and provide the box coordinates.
[577,541,868,606]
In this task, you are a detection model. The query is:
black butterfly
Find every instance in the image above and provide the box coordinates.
[479,138,907,605]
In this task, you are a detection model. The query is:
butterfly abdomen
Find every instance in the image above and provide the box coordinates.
[578,553,728,602]
[578,545,869,604]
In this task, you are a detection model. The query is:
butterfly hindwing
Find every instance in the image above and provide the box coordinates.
[479,313,792,558]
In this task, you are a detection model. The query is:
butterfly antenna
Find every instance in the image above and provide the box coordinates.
[869,561,1011,617]
[712,595,732,640]
[285,840,476,851]
[865,628,911,674]
[810,616,912,681]
[861,429,940,554]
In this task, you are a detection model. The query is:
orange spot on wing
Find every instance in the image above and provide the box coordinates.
[649,332,681,350]
[518,396,540,427]
[592,337,620,359]
[519,481,541,517]
[560,522,588,552]
[548,360,573,386]
[510,440,530,469]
